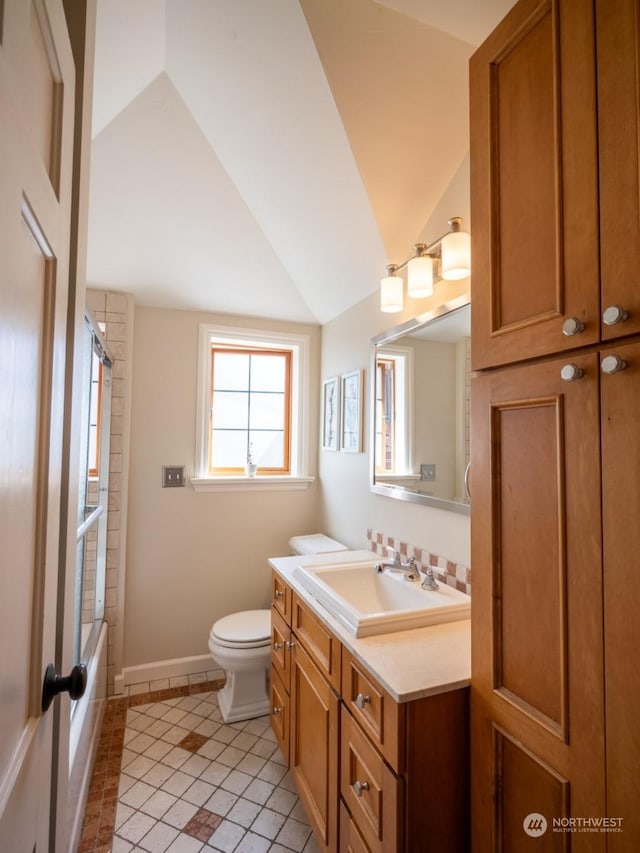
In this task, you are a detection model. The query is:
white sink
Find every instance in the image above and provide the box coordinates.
[292,560,470,638]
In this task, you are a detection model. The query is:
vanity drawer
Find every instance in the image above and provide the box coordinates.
[270,667,289,764]
[341,648,402,770]
[292,592,341,691]
[271,607,292,692]
[340,705,402,853]
[339,801,370,853]
[271,572,292,624]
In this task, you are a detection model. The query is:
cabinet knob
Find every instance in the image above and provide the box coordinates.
[355,693,371,709]
[274,589,284,598]
[562,317,585,336]
[603,305,629,326]
[560,363,584,382]
[272,706,282,715]
[601,354,627,375]
[285,640,296,650]
[273,641,283,651]
[353,780,370,797]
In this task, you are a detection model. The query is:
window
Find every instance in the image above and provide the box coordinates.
[375,357,395,473]
[194,324,312,491]
[374,346,412,475]
[209,347,291,474]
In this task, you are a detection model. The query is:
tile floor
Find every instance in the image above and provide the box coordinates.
[79,681,320,853]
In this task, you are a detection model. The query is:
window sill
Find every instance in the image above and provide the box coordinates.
[374,473,421,483]
[191,475,315,493]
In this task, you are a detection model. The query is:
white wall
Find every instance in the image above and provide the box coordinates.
[317,157,471,566]
[124,306,321,671]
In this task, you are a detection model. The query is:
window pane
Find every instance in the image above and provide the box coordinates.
[250,430,284,468]
[249,392,285,430]
[212,390,248,429]
[213,352,250,390]
[211,429,248,468]
[250,354,286,392]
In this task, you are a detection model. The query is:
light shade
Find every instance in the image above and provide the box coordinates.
[380,273,403,313]
[407,255,434,298]
[441,228,471,280]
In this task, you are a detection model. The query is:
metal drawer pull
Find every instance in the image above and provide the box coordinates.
[274,589,284,598]
[272,706,282,715]
[273,641,283,650]
[355,693,371,709]
[560,363,584,382]
[285,640,296,650]
[353,780,370,797]
[601,355,627,375]
[603,305,629,326]
[562,317,585,336]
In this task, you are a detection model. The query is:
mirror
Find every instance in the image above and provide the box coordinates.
[370,296,470,515]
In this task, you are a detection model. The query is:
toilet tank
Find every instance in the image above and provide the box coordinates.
[289,533,347,556]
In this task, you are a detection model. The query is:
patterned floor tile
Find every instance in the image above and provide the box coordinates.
[78,678,319,853]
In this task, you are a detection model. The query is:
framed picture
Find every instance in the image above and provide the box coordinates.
[321,376,340,450]
[340,369,363,453]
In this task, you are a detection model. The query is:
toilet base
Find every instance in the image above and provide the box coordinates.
[217,668,270,723]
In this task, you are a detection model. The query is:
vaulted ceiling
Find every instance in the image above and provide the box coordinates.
[87,0,514,324]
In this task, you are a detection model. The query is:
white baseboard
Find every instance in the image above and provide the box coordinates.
[119,654,222,688]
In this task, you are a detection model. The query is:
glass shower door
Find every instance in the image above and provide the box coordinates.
[74,315,112,664]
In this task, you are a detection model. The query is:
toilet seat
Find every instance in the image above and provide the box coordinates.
[210,609,270,649]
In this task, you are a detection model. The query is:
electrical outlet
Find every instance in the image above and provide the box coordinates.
[162,466,186,487]
[420,463,436,481]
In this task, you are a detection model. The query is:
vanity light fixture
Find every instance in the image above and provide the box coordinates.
[380,216,471,313]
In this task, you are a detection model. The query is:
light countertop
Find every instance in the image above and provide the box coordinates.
[268,549,471,704]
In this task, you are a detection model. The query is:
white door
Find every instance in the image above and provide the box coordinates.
[0,1,75,850]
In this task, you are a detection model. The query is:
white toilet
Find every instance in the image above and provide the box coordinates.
[208,610,272,723]
[208,534,347,723]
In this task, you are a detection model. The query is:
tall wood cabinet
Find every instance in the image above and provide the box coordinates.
[470,0,640,849]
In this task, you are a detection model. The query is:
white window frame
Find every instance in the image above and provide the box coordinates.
[192,324,314,492]
[375,345,414,477]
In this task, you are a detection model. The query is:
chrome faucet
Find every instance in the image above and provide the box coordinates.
[421,566,440,590]
[375,549,419,581]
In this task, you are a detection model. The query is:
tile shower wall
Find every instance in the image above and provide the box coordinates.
[367,528,471,595]
[87,289,134,695]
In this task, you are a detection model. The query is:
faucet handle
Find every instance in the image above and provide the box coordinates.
[421,566,440,591]
[384,546,400,564]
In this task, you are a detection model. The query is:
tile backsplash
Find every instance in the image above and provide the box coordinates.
[367,528,471,596]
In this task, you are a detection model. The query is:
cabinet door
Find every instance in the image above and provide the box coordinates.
[270,667,290,764]
[471,353,605,851]
[470,0,600,369]
[601,340,640,846]
[290,641,339,852]
[596,1,640,342]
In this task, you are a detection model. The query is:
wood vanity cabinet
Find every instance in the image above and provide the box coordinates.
[470,0,640,848]
[341,648,469,853]
[270,571,470,853]
[270,577,341,852]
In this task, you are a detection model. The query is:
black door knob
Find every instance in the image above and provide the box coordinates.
[42,662,87,712]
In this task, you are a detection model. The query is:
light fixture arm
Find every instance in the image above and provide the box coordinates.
[386,218,464,275]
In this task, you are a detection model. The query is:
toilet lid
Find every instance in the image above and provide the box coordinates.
[212,609,271,645]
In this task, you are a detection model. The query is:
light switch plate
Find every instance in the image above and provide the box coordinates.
[420,463,436,481]
[162,466,186,487]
